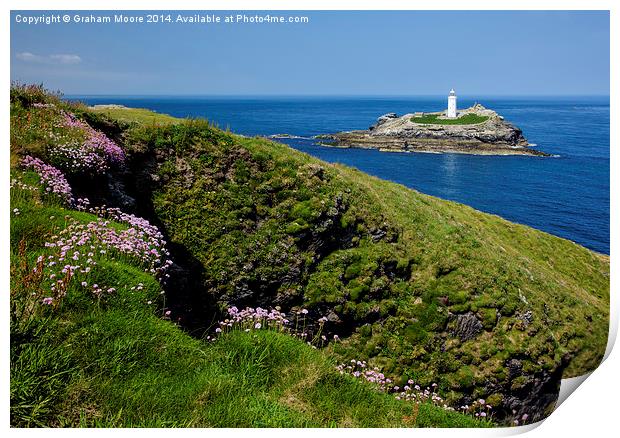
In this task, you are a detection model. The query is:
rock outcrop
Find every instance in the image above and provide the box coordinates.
[320,104,549,156]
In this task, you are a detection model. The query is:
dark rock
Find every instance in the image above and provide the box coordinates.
[492,366,561,424]
[327,311,341,323]
[369,227,387,242]
[104,172,136,210]
[453,312,483,341]
[516,310,534,327]
[506,358,523,379]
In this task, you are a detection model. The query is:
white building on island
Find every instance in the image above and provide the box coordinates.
[447,88,457,118]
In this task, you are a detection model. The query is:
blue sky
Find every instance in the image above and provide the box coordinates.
[10,10,609,96]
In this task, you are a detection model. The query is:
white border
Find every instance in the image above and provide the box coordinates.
[2,1,616,437]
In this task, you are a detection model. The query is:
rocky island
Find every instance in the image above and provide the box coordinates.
[320,102,549,156]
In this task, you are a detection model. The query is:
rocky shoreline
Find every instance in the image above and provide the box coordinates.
[319,104,549,156]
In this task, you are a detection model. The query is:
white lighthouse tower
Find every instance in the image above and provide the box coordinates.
[447,88,457,118]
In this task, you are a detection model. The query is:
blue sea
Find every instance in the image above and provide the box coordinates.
[71,96,610,254]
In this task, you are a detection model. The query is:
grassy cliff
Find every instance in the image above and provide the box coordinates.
[10,85,609,426]
[11,184,484,427]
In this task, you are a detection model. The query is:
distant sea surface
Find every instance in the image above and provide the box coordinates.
[70,95,610,254]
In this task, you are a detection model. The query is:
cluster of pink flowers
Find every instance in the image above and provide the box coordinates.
[394,382,451,411]
[458,398,494,418]
[211,305,341,349]
[36,209,171,303]
[512,413,529,426]
[336,360,393,390]
[217,306,290,334]
[49,207,171,276]
[20,155,73,204]
[48,112,125,175]
[26,194,172,305]
[75,199,173,279]
[64,113,125,163]
[336,359,496,418]
[289,308,337,345]
[48,143,109,174]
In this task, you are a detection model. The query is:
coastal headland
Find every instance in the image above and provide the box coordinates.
[319,104,549,156]
[10,86,608,427]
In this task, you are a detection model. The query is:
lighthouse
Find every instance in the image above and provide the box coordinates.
[447,88,457,118]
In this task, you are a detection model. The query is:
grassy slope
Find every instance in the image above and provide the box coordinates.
[112,107,608,400]
[10,181,484,428]
[335,165,609,378]
[254,134,608,378]
[89,106,179,126]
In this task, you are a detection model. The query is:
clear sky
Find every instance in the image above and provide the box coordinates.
[10,10,609,96]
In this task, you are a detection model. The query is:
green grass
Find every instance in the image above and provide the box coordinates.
[410,113,489,125]
[10,182,487,427]
[88,106,180,126]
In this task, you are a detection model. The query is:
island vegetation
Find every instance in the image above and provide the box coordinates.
[10,84,608,427]
[410,113,489,125]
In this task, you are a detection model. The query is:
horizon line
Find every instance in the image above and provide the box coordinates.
[64,93,611,98]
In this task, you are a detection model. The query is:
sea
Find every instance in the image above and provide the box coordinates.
[69,95,610,254]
